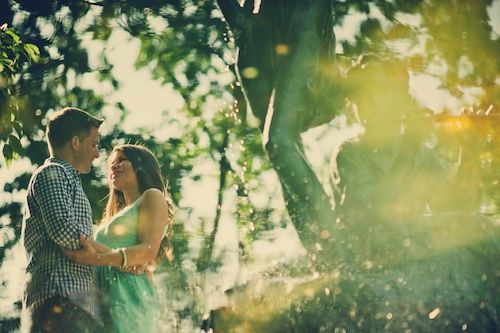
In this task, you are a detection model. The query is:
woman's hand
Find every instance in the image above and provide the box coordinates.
[119,263,150,275]
[64,234,99,265]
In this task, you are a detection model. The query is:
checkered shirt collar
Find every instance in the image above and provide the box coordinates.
[45,157,80,177]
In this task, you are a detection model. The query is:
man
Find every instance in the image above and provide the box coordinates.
[21,107,103,333]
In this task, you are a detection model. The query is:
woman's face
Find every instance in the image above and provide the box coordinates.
[108,150,138,192]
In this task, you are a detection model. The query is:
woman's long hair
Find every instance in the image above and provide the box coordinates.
[103,144,174,261]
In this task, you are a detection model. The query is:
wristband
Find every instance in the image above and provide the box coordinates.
[119,248,127,269]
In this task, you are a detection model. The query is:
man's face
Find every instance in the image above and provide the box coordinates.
[74,126,100,174]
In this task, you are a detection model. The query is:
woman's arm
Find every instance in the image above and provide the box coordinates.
[128,188,168,264]
[64,234,125,268]
[88,238,111,253]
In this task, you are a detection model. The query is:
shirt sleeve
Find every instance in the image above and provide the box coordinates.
[33,164,83,250]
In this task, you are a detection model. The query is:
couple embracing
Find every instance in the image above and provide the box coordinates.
[21,107,174,333]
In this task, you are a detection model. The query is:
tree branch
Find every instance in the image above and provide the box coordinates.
[196,130,231,271]
[242,0,255,14]
[216,0,250,32]
[82,0,104,7]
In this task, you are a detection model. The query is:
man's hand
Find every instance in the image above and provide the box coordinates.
[63,234,99,265]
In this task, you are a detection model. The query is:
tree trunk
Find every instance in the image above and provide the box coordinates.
[217,0,344,252]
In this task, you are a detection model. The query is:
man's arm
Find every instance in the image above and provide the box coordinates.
[34,164,86,250]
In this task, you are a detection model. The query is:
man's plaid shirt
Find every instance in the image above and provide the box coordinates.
[22,157,100,319]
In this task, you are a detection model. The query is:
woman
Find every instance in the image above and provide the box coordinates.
[65,144,174,333]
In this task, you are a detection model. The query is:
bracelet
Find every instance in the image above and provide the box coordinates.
[119,248,127,269]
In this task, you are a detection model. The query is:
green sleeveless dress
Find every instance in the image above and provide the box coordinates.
[95,197,160,333]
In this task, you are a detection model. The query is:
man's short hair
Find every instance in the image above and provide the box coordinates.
[46,107,103,154]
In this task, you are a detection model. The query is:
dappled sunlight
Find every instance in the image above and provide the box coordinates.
[212,271,343,331]
[111,224,128,236]
[240,66,259,79]
[1,0,499,332]
[274,43,289,55]
[438,115,472,132]
[208,211,499,331]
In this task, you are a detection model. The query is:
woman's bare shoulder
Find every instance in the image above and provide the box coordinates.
[141,188,168,208]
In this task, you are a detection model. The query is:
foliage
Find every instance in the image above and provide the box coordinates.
[0,25,39,166]
[0,0,498,330]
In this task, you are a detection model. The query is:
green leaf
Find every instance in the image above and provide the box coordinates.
[13,122,23,137]
[23,44,40,62]
[8,134,22,153]
[2,143,13,167]
[5,29,21,44]
[0,58,14,67]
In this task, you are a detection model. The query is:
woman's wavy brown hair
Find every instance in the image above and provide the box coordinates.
[103,144,174,261]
